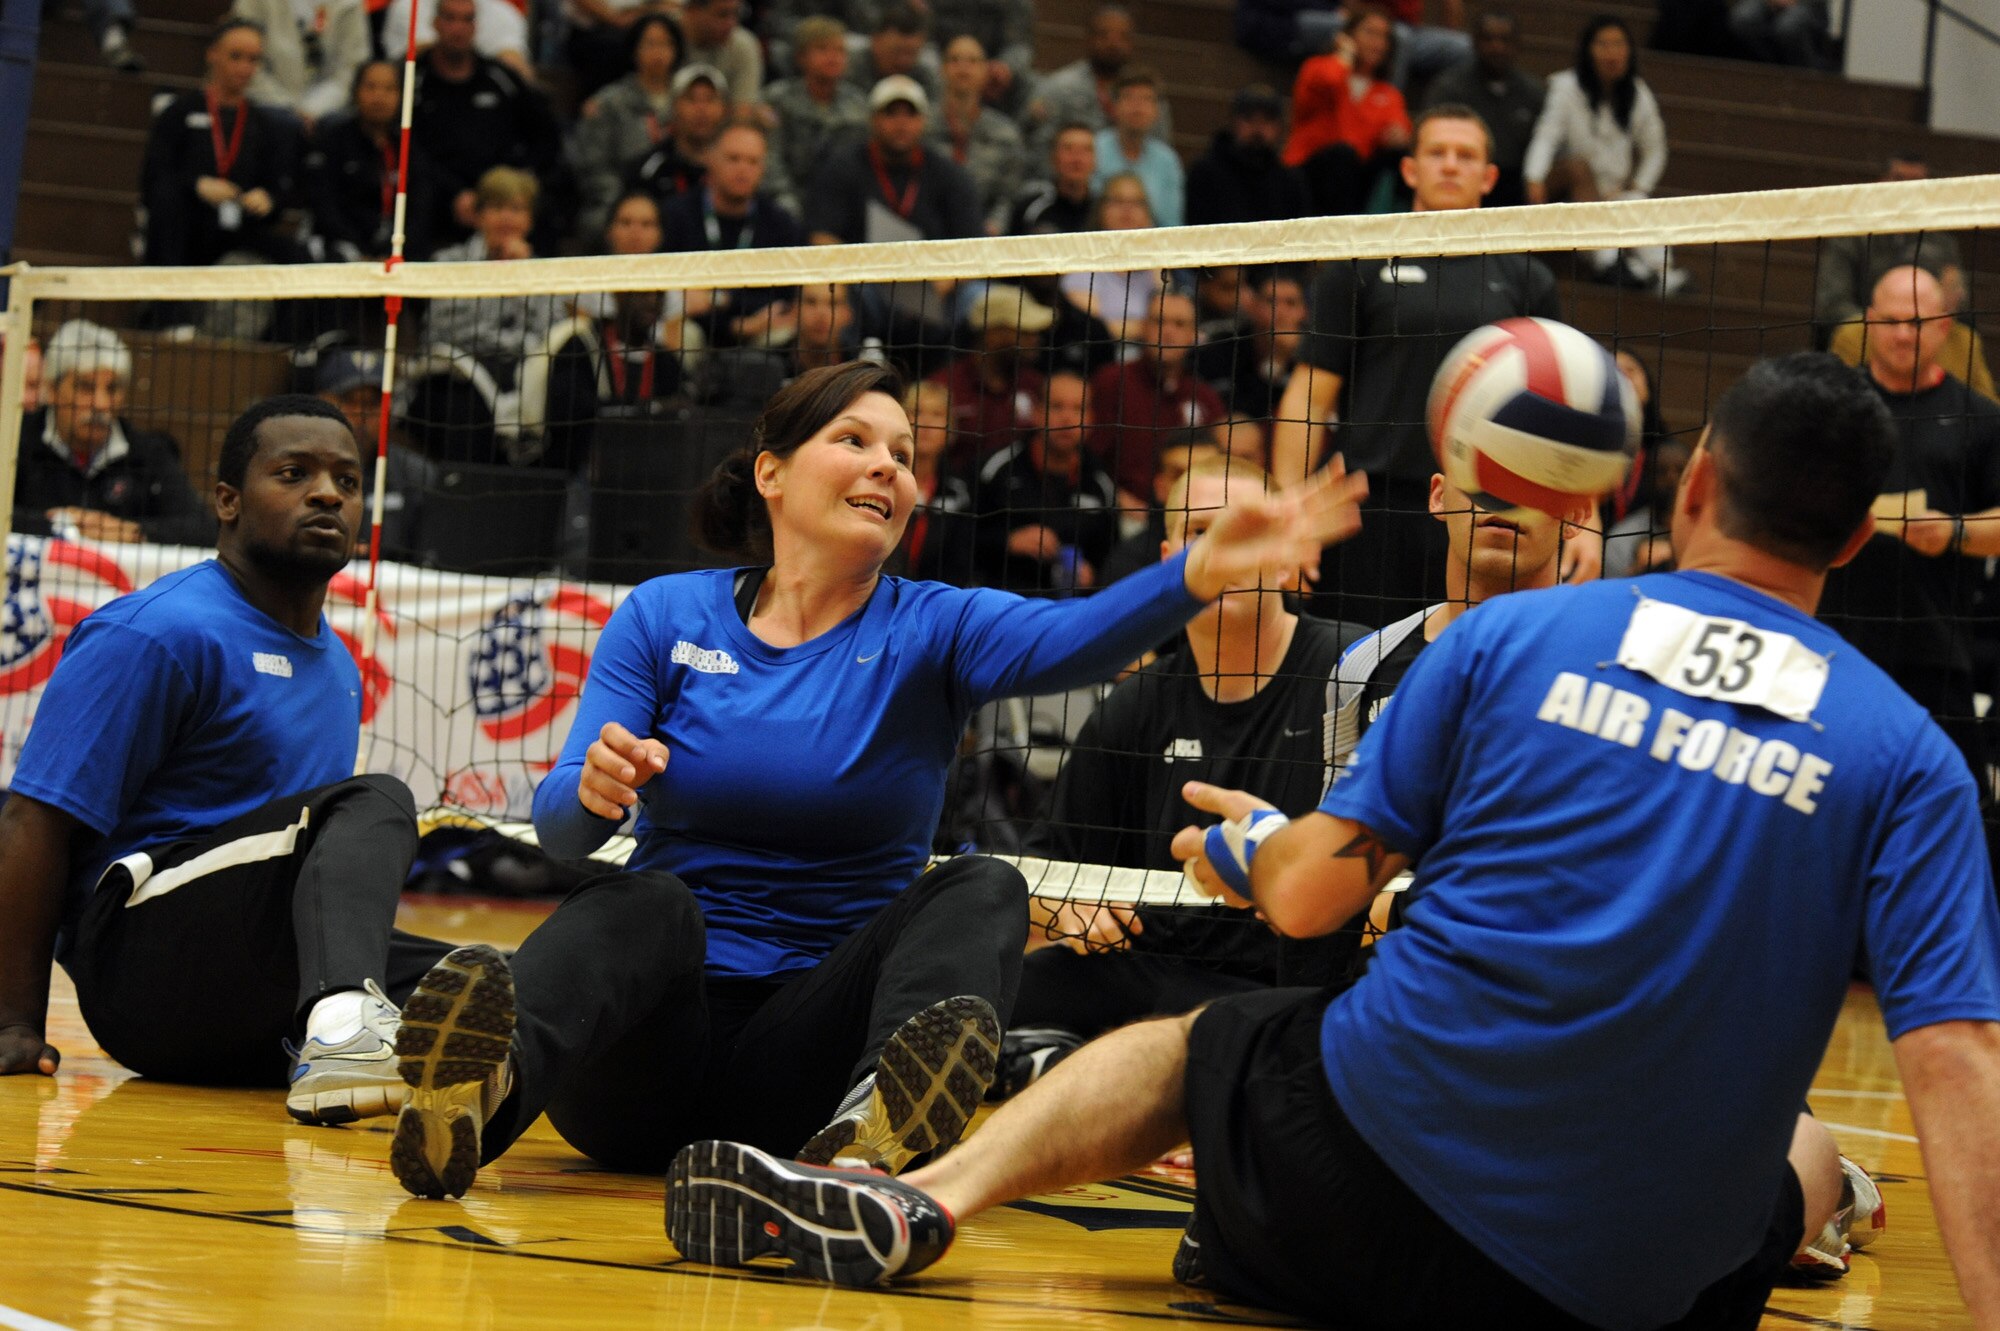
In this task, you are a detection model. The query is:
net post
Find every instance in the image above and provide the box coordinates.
[0,264,33,547]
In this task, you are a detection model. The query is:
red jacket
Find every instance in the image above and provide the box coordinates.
[1087,358,1228,501]
[1282,55,1411,165]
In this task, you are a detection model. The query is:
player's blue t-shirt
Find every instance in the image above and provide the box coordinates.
[534,552,1203,979]
[1318,571,2000,1331]
[9,560,363,951]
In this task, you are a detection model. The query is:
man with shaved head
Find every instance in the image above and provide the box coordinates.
[1821,263,2000,880]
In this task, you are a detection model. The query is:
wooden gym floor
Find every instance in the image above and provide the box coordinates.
[0,897,1971,1330]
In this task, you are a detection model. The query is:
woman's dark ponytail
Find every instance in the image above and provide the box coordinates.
[694,445,766,559]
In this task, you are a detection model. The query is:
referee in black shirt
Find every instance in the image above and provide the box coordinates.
[1270,105,1562,628]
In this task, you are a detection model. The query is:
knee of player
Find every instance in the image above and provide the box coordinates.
[590,868,707,952]
[346,773,419,822]
[925,856,1031,939]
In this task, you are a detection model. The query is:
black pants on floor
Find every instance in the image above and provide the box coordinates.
[61,775,447,1087]
[480,854,1028,1173]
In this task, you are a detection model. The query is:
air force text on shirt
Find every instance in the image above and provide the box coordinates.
[1535,671,1833,814]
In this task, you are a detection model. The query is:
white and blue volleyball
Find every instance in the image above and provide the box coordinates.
[1427,317,1641,520]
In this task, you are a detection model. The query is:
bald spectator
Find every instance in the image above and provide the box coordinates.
[1088,289,1228,503]
[626,65,731,213]
[1821,266,2000,841]
[662,123,808,348]
[1186,85,1311,227]
[930,284,1050,467]
[409,0,568,251]
[930,34,1028,232]
[682,0,765,112]
[12,322,210,548]
[1024,4,1174,159]
[845,2,943,108]
[1421,12,1543,209]
[1821,156,1993,399]
[762,17,871,214]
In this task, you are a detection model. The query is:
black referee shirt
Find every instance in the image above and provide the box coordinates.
[1300,252,1560,485]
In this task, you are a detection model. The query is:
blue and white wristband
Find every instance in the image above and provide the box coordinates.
[1201,809,1291,900]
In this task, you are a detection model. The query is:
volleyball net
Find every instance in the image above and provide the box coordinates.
[3,177,1998,940]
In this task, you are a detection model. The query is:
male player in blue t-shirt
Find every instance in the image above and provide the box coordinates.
[663,353,2000,1330]
[0,396,455,1126]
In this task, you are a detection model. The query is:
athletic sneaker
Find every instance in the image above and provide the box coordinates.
[985,1026,1083,1102]
[1171,1217,1209,1288]
[390,945,517,1200]
[1790,1155,1887,1279]
[796,994,999,1173]
[667,1139,956,1286]
[285,979,406,1126]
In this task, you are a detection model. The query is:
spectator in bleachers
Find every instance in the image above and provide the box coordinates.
[0,332,43,411]
[1194,263,1256,346]
[929,284,1050,467]
[410,0,569,254]
[141,18,306,271]
[931,35,1029,233]
[792,283,862,374]
[930,0,1035,115]
[1089,288,1228,504]
[1008,123,1097,236]
[1059,173,1160,341]
[1274,105,1563,627]
[682,0,766,114]
[896,379,979,584]
[528,285,689,472]
[314,349,436,563]
[1024,4,1175,159]
[1186,85,1312,227]
[1282,6,1412,216]
[424,167,567,407]
[1099,426,1224,584]
[1729,0,1831,68]
[845,2,944,108]
[571,13,686,243]
[383,0,533,82]
[1820,264,2000,847]
[1523,16,1681,292]
[761,17,871,214]
[626,65,732,215]
[664,123,808,348]
[307,59,438,262]
[1819,156,1993,398]
[974,370,1122,592]
[806,76,982,352]
[1421,11,1543,209]
[234,0,368,125]
[564,0,681,98]
[1198,268,1308,422]
[12,321,211,548]
[1089,69,1183,228]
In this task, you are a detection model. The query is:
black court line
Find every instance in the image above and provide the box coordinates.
[0,1177,1300,1328]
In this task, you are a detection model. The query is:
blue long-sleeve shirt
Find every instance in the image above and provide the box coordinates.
[533,551,1204,978]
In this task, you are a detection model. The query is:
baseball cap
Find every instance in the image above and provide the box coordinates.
[869,74,928,114]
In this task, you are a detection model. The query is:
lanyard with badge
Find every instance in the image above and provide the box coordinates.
[206,87,249,230]
[602,324,656,403]
[869,142,922,218]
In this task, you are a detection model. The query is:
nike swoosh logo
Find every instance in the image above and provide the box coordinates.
[1283,726,1314,737]
[857,650,883,664]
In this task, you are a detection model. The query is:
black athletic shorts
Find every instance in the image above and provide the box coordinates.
[1181,987,1806,1330]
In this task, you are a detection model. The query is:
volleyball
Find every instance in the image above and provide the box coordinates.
[1427,317,1642,520]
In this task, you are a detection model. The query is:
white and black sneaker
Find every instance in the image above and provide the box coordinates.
[285,978,406,1125]
[797,995,999,1173]
[390,945,516,1200]
[667,1139,956,1286]
[1789,1155,1886,1279]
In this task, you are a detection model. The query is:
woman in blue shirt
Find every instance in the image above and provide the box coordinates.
[388,359,1365,1201]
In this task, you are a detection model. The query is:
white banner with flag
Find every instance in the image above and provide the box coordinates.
[0,535,632,822]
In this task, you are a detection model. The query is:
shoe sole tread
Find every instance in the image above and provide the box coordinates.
[798,995,999,1171]
[666,1140,901,1287]
[391,945,514,1199]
